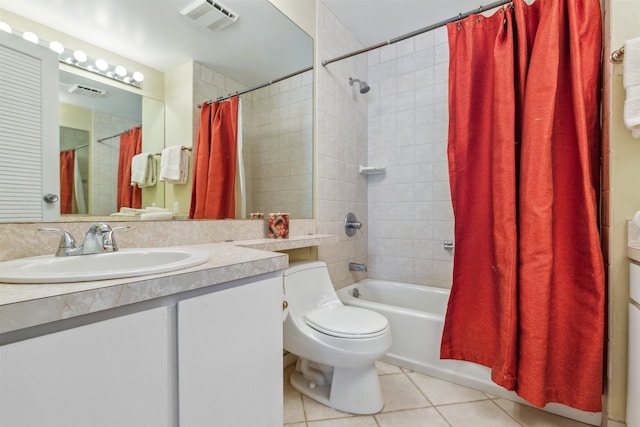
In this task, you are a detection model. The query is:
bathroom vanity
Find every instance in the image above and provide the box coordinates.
[0,235,337,427]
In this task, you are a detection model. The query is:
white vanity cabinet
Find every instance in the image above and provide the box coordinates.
[0,272,285,427]
[0,306,173,427]
[178,275,283,427]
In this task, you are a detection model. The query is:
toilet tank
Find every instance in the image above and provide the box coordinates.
[283,261,341,315]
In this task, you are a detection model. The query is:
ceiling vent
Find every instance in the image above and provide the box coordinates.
[68,84,107,97]
[180,0,239,32]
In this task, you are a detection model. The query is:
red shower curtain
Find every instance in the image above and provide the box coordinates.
[60,150,75,214]
[117,127,142,210]
[441,0,604,412]
[189,97,238,219]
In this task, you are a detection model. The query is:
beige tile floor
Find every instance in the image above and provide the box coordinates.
[284,361,592,427]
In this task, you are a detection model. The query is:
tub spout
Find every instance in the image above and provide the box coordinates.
[349,262,367,272]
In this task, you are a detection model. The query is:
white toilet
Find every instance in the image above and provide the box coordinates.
[283,261,392,414]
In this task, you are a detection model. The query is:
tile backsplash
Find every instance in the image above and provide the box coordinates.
[0,219,315,262]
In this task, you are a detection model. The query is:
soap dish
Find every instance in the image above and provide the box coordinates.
[359,165,386,175]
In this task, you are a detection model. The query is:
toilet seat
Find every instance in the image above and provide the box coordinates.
[305,306,389,338]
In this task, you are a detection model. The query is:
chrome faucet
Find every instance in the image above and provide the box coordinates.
[349,262,367,272]
[39,222,130,256]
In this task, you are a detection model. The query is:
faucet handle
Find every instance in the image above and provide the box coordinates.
[103,226,130,252]
[87,222,112,234]
[344,213,363,237]
[39,227,78,257]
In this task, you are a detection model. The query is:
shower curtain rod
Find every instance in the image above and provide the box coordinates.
[321,0,513,67]
[61,143,89,152]
[97,126,141,143]
[197,65,314,108]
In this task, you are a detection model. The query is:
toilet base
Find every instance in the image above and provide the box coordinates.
[290,363,384,415]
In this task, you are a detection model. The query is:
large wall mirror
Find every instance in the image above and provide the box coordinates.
[58,70,148,216]
[0,0,314,221]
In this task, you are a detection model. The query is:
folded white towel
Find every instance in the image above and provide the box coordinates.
[139,211,174,221]
[110,207,147,216]
[623,37,640,139]
[633,211,640,229]
[144,207,168,213]
[624,37,640,89]
[131,153,157,188]
[160,146,189,184]
[624,95,640,135]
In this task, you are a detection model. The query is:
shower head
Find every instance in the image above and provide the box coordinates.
[349,77,370,94]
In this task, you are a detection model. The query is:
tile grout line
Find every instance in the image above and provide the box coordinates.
[487,398,527,427]
[397,368,457,427]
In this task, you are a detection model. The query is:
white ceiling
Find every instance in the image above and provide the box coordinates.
[0,0,496,87]
[323,0,497,47]
[0,0,313,87]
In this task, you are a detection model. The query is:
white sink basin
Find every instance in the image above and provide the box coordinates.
[0,248,211,284]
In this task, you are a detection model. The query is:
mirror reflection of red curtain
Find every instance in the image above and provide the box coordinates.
[189,97,238,219]
[117,127,142,210]
[59,150,75,214]
[441,0,604,412]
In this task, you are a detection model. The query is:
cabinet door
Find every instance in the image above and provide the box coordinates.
[0,31,59,222]
[0,307,173,427]
[178,276,283,427]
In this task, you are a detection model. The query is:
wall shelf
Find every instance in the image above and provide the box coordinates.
[359,166,386,175]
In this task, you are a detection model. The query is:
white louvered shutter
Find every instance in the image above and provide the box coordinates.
[0,32,59,222]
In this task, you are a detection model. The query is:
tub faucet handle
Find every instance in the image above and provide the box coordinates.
[344,213,363,237]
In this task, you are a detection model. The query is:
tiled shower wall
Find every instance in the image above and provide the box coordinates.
[317,1,454,289]
[193,63,313,219]
[244,70,314,219]
[316,2,369,288]
[92,112,140,215]
[366,27,454,288]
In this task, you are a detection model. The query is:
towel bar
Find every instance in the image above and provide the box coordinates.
[610,46,624,64]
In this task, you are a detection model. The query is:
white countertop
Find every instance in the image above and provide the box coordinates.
[0,234,338,334]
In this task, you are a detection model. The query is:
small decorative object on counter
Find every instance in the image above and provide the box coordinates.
[268,213,289,239]
[250,212,265,219]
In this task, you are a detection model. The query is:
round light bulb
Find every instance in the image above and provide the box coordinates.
[95,59,108,71]
[115,65,127,77]
[49,41,64,54]
[0,22,12,33]
[132,71,144,82]
[23,31,39,44]
[73,50,87,63]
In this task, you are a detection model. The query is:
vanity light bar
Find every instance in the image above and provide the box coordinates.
[0,23,144,89]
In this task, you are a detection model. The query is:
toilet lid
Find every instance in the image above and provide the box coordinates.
[305,306,389,338]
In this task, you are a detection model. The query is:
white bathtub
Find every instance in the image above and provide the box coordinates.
[337,278,601,426]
